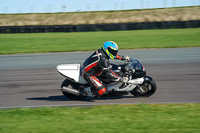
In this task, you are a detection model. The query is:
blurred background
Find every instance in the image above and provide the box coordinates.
[0,0,200,32]
[1,0,200,14]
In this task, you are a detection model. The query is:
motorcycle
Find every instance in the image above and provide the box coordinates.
[56,57,157,100]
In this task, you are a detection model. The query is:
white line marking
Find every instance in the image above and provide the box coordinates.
[0,101,200,109]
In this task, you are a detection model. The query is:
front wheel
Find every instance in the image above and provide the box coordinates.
[130,80,157,97]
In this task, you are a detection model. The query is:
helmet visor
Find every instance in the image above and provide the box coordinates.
[108,47,118,56]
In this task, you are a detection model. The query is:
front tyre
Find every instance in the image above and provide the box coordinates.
[130,80,157,97]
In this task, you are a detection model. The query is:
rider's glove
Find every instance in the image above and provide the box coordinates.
[122,56,130,62]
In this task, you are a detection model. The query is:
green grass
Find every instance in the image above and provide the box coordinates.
[0,28,200,54]
[0,104,200,133]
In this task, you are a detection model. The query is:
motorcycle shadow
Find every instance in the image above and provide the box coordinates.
[26,95,137,102]
[85,95,137,102]
[26,95,69,101]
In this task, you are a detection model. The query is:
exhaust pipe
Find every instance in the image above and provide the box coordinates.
[61,86,81,96]
[61,86,87,96]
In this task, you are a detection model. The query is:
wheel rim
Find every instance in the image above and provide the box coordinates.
[136,82,154,96]
[137,83,149,93]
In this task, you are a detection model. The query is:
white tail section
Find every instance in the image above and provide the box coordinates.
[57,64,87,84]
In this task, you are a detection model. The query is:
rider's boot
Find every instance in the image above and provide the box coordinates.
[97,87,107,96]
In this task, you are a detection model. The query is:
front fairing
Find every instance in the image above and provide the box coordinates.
[112,57,146,78]
[128,58,146,78]
[99,58,146,83]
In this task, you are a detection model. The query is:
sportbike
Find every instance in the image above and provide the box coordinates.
[57,57,157,100]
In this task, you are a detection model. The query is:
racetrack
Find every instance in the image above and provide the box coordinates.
[0,48,200,108]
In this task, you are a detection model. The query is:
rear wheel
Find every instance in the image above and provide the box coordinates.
[61,79,87,100]
[130,80,157,97]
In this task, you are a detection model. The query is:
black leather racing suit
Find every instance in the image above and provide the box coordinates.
[81,48,124,96]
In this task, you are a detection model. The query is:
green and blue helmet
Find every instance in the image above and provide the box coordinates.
[103,41,118,59]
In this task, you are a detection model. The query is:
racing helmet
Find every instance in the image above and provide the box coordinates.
[103,41,118,59]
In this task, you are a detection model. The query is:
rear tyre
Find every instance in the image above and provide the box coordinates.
[130,80,157,97]
[61,79,87,100]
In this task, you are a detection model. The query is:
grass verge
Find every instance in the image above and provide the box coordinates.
[0,103,200,133]
[0,28,200,55]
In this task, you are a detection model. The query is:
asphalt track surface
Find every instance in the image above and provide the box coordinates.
[0,48,200,108]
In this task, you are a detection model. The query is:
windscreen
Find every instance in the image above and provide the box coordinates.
[129,58,143,71]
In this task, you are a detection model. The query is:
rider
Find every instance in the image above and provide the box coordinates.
[81,41,130,96]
